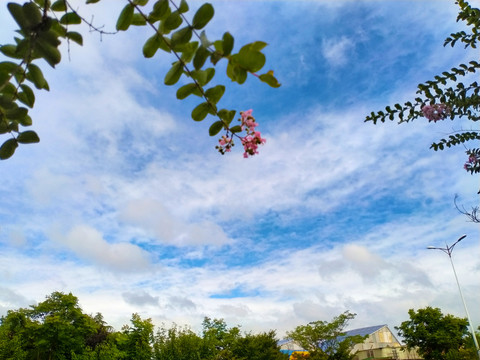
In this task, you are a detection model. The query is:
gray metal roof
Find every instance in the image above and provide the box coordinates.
[344,324,386,337]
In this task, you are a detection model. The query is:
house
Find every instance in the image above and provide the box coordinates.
[279,325,422,360]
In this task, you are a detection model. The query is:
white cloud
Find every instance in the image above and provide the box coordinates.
[55,225,151,271]
[322,36,355,67]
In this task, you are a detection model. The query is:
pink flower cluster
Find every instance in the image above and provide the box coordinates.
[421,104,451,122]
[464,153,479,170]
[240,110,266,158]
[217,135,233,154]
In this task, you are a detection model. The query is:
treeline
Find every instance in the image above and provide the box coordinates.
[0,291,288,360]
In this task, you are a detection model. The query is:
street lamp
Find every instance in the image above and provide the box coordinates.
[427,234,480,360]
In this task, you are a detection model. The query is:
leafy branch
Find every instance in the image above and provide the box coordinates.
[0,0,281,160]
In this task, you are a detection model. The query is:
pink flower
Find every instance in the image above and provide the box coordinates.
[422,104,451,122]
[216,135,233,154]
[217,109,266,157]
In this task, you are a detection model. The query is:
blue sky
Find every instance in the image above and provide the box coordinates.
[1,0,479,337]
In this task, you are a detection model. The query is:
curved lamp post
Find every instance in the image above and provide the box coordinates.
[427,234,480,360]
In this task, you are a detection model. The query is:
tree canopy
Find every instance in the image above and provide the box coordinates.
[286,311,365,360]
[395,306,476,360]
[0,291,288,360]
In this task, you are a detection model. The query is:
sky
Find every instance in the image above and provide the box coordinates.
[1,0,479,340]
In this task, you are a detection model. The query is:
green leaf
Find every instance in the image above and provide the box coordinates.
[178,0,189,13]
[218,109,236,124]
[60,12,82,25]
[190,68,215,86]
[116,4,134,31]
[193,46,209,70]
[131,13,147,26]
[230,125,242,133]
[133,0,149,5]
[171,26,192,47]
[86,0,101,4]
[7,3,30,31]
[205,85,225,104]
[5,106,28,121]
[191,102,210,121]
[163,11,182,31]
[149,0,170,22]
[259,71,281,88]
[209,121,224,136]
[164,61,183,85]
[26,63,48,90]
[235,47,265,73]
[66,31,83,46]
[180,41,198,62]
[22,2,42,28]
[176,83,198,99]
[222,32,234,56]
[35,39,62,68]
[18,84,35,108]
[192,3,214,30]
[17,130,40,144]
[0,44,22,59]
[143,34,161,58]
[51,0,67,11]
[0,138,18,160]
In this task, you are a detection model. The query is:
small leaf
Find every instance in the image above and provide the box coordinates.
[18,84,35,108]
[131,13,147,26]
[191,102,210,121]
[176,83,198,99]
[27,63,49,90]
[178,0,189,13]
[192,3,214,30]
[205,85,225,104]
[230,125,242,133]
[66,31,83,45]
[259,71,281,88]
[7,3,29,31]
[209,121,224,136]
[222,32,234,56]
[163,11,182,31]
[171,26,192,47]
[143,34,160,58]
[17,130,40,144]
[234,47,265,73]
[51,0,67,11]
[60,12,82,25]
[116,4,134,31]
[35,39,62,68]
[0,138,18,160]
[149,0,170,22]
[193,46,209,70]
[164,61,183,85]
[218,109,236,124]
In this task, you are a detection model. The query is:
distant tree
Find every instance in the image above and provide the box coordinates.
[118,313,154,360]
[153,323,203,360]
[286,311,364,360]
[229,330,289,360]
[0,291,120,360]
[396,306,474,360]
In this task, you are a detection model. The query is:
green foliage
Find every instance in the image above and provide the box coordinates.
[286,311,364,360]
[365,0,480,179]
[1,0,281,159]
[119,313,154,360]
[396,306,471,360]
